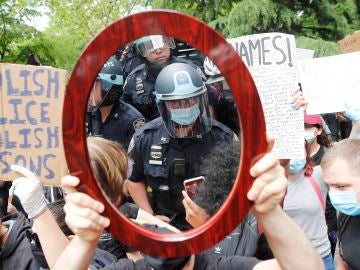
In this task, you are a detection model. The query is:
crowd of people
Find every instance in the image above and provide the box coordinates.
[1,34,360,270]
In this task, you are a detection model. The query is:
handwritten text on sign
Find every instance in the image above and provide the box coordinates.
[0,64,67,185]
[227,33,304,159]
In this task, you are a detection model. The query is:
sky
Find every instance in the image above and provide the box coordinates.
[26,5,50,31]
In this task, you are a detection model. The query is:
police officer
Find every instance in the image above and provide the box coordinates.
[87,56,145,149]
[122,35,206,121]
[119,42,146,80]
[127,63,237,230]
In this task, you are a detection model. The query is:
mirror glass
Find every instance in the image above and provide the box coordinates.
[84,36,241,235]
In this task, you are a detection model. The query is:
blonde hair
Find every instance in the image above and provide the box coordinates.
[87,136,128,203]
[321,138,360,176]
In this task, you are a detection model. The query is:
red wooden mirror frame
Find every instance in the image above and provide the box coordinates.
[63,9,266,257]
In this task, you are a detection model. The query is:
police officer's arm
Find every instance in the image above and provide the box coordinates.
[249,136,324,270]
[127,180,154,214]
[121,77,132,103]
[127,135,154,215]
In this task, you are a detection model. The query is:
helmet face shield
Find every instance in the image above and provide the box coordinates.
[87,80,101,112]
[98,73,123,92]
[157,91,212,138]
[136,35,176,57]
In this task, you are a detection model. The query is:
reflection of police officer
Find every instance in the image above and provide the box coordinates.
[119,42,146,80]
[127,63,236,230]
[87,56,145,149]
[122,35,206,121]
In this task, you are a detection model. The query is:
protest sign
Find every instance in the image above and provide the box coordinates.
[337,31,360,53]
[224,33,304,159]
[296,48,315,61]
[0,63,68,185]
[298,52,360,115]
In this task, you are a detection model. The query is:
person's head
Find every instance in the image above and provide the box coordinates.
[135,35,175,66]
[88,56,124,111]
[141,225,191,270]
[321,139,360,215]
[304,112,332,147]
[87,136,128,206]
[289,141,313,176]
[155,62,212,138]
[203,56,230,91]
[194,141,240,215]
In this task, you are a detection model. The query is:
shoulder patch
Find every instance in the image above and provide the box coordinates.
[133,117,145,131]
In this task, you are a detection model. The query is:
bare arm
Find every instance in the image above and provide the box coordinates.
[136,208,181,232]
[349,120,360,139]
[32,209,69,268]
[253,206,324,270]
[53,236,98,270]
[247,136,323,270]
[9,165,70,268]
[127,180,154,214]
[336,255,349,270]
[52,176,110,270]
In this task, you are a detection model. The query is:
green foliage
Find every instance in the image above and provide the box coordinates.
[3,33,57,66]
[153,0,360,44]
[151,0,238,25]
[296,36,341,57]
[226,0,295,37]
[44,0,148,71]
[2,0,356,70]
[0,0,40,62]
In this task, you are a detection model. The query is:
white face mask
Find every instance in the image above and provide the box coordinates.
[304,130,316,144]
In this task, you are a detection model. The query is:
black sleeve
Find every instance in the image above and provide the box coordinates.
[98,258,150,270]
[121,77,132,103]
[194,253,261,270]
[128,135,145,183]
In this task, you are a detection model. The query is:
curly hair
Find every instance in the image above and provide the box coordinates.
[194,141,241,215]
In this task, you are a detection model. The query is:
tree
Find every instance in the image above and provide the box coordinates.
[44,0,149,71]
[0,0,41,62]
[6,33,57,66]
[151,0,360,56]
[152,0,238,24]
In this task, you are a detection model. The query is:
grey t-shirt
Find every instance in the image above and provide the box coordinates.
[283,166,331,258]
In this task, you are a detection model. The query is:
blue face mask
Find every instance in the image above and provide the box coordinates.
[289,158,306,174]
[170,104,200,126]
[304,130,316,144]
[344,103,360,122]
[329,188,360,216]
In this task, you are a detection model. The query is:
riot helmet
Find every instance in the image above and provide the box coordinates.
[155,63,212,138]
[135,35,176,57]
[88,56,124,111]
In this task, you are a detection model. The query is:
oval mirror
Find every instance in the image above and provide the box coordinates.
[63,10,266,257]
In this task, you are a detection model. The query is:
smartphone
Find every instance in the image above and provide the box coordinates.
[183,176,205,198]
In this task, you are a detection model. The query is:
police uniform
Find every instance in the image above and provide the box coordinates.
[87,100,145,150]
[122,56,206,121]
[128,117,236,229]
